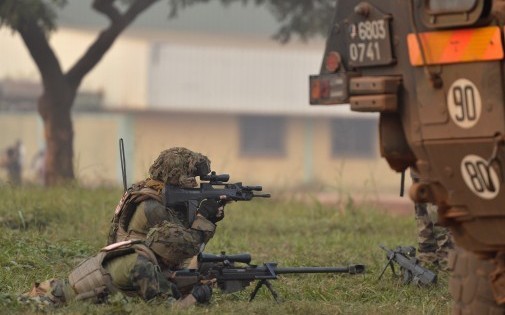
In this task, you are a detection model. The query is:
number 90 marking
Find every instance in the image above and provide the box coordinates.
[447,79,482,129]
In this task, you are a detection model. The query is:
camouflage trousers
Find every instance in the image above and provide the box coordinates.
[18,253,179,307]
[414,202,454,270]
[105,253,179,301]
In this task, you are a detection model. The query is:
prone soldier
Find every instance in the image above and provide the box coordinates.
[19,224,214,308]
[19,147,227,308]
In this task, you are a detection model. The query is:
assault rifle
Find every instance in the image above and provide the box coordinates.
[170,252,366,302]
[378,245,437,286]
[165,171,271,223]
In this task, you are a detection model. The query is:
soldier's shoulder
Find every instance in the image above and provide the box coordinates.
[128,179,164,204]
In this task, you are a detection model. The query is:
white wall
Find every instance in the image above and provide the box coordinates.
[147,39,366,117]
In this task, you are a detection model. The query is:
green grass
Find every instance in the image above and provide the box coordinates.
[0,185,451,314]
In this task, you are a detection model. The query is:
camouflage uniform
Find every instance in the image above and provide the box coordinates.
[411,170,454,269]
[414,202,454,269]
[111,195,218,268]
[108,147,224,269]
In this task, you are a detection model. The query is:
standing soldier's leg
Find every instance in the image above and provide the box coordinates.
[415,202,439,265]
[434,224,455,271]
[425,203,454,271]
[411,169,438,266]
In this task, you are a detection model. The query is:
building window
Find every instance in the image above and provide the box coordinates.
[331,118,377,158]
[239,116,286,157]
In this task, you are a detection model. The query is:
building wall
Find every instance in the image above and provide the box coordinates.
[131,112,401,194]
[73,114,123,184]
[131,112,239,180]
[0,111,401,194]
[148,41,323,114]
[311,117,400,194]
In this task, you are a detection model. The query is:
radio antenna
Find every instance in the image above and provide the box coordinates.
[119,138,128,192]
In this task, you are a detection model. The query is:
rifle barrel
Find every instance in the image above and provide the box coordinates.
[274,264,365,275]
[254,193,271,198]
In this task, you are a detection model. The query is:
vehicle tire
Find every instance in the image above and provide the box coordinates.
[450,246,505,315]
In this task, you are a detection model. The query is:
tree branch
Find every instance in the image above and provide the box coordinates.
[17,18,64,91]
[92,0,121,23]
[66,0,159,88]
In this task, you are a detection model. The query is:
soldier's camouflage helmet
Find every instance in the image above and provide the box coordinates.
[149,147,210,188]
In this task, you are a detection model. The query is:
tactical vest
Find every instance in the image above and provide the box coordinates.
[107,179,164,245]
[68,241,158,302]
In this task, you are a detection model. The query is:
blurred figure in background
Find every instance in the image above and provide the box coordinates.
[0,140,23,185]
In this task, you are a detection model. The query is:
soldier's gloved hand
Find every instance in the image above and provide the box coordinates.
[191,284,212,304]
[197,199,225,223]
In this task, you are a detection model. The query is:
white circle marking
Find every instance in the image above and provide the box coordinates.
[460,154,499,199]
[447,78,482,129]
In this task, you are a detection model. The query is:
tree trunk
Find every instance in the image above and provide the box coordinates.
[15,1,159,185]
[38,89,76,185]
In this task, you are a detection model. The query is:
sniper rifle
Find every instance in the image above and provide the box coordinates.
[169,252,366,302]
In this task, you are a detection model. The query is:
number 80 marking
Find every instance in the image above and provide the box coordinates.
[461,155,499,199]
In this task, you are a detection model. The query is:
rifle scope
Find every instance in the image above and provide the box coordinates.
[198,252,252,264]
[200,172,230,183]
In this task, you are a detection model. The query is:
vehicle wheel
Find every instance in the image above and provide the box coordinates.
[449,246,505,315]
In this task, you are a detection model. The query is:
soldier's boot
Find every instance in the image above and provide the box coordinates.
[18,278,73,308]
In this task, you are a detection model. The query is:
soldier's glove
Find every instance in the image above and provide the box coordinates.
[197,199,225,223]
[191,284,212,304]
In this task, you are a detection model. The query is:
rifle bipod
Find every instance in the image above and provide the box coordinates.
[249,279,280,303]
[377,254,397,281]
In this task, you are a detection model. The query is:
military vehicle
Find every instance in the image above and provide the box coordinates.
[310,0,505,312]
